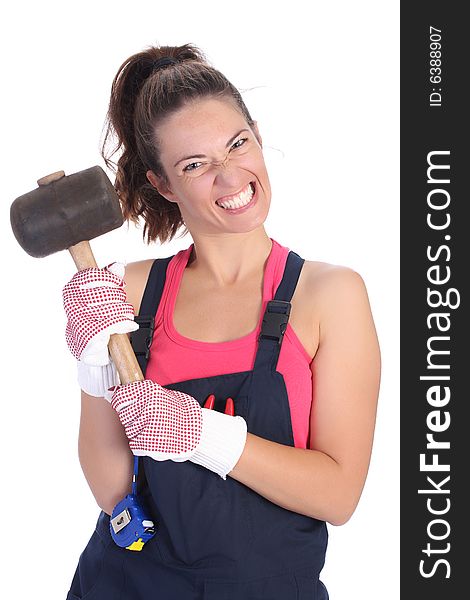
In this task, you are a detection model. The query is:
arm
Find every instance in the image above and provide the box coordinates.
[78,389,134,515]
[75,259,154,515]
[229,266,381,526]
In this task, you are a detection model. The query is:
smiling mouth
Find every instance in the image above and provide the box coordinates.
[215,182,256,210]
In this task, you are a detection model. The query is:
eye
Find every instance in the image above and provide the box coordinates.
[231,137,248,150]
[182,161,202,173]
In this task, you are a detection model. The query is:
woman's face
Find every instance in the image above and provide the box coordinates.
[148,97,271,236]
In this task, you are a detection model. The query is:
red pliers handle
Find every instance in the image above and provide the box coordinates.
[203,394,235,416]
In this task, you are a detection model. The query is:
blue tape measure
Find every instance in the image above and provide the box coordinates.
[109,456,156,551]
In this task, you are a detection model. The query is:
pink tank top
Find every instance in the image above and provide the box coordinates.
[145,238,314,449]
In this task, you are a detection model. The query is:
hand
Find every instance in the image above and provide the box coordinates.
[107,380,248,479]
[106,379,203,461]
[62,262,139,366]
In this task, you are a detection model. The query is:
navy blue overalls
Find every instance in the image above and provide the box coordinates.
[66,248,329,600]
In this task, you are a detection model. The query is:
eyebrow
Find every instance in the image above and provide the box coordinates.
[173,129,250,168]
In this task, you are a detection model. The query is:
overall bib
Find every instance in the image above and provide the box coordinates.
[66,248,329,600]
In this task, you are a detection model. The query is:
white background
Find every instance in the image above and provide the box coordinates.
[1,1,399,598]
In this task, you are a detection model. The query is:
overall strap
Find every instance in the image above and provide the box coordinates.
[129,255,174,375]
[130,249,306,375]
[253,250,305,372]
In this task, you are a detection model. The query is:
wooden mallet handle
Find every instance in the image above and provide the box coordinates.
[68,240,144,385]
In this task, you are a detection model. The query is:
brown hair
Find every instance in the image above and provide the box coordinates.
[100,43,255,245]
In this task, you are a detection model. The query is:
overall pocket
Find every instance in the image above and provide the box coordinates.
[66,513,125,600]
[144,450,255,568]
[141,390,255,568]
[66,529,109,599]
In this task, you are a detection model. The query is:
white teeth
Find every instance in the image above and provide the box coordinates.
[217,183,254,210]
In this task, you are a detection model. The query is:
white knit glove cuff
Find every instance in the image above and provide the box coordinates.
[190,408,248,480]
[77,358,120,397]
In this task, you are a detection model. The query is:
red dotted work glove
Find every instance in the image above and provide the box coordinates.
[62,263,138,366]
[106,380,248,479]
[106,380,203,461]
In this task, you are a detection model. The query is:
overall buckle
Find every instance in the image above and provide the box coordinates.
[258,300,291,345]
[130,315,155,361]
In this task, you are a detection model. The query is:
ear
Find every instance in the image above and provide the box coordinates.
[146,170,178,203]
[251,121,263,148]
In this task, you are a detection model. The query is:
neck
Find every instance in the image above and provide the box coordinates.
[187,227,273,287]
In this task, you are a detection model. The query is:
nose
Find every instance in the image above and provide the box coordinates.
[213,154,244,188]
[212,153,231,171]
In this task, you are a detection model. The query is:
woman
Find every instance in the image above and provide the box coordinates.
[63,43,380,599]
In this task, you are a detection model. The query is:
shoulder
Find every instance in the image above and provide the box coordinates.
[299,260,374,341]
[123,259,156,314]
[301,260,369,309]
[123,249,183,314]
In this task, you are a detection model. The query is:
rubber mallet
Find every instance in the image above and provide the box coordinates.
[10,166,144,384]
